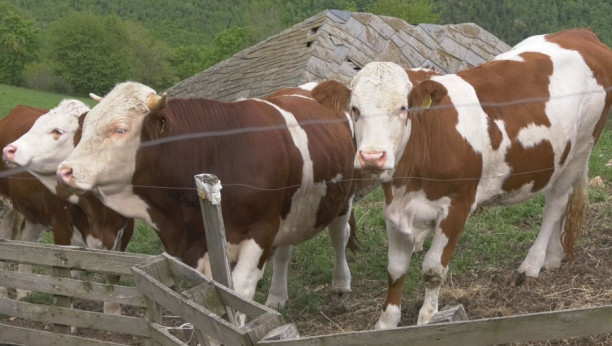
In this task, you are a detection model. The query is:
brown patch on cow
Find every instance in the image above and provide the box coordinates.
[265,92,355,229]
[487,116,503,150]
[559,140,572,166]
[382,182,393,205]
[461,52,553,142]
[405,68,440,86]
[439,199,473,267]
[502,140,555,192]
[74,112,87,146]
[546,29,612,142]
[311,80,351,114]
[383,273,407,309]
[401,80,482,201]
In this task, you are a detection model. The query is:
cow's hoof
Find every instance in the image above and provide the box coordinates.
[510,271,525,286]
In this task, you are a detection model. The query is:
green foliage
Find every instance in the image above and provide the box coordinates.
[370,0,440,24]
[124,21,177,91]
[48,12,133,95]
[438,0,612,47]
[168,44,215,81]
[0,7,38,85]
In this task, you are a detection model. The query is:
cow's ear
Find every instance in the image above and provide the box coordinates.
[312,80,351,114]
[408,80,447,110]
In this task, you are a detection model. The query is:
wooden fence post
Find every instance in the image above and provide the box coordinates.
[194,173,236,329]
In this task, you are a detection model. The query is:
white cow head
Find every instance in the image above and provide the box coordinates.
[350,62,413,182]
[3,99,90,175]
[57,81,166,193]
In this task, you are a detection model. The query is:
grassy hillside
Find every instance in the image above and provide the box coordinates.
[0,84,94,117]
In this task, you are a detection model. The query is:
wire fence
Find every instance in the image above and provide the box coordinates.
[0,86,610,192]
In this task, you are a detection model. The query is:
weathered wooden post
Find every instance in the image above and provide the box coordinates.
[194,173,237,336]
[194,173,233,289]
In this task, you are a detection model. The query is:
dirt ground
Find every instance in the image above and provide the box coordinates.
[0,184,610,345]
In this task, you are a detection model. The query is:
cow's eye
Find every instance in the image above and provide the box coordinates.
[51,129,65,135]
[400,106,407,111]
[350,106,361,121]
[114,128,127,135]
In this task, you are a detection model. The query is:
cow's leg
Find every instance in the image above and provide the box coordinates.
[265,245,291,309]
[418,203,470,325]
[374,220,415,329]
[16,221,46,300]
[516,167,588,282]
[327,207,352,296]
[232,238,267,326]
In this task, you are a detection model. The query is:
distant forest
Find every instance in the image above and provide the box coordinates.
[2,0,610,94]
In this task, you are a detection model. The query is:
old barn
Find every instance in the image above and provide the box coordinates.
[166,9,511,100]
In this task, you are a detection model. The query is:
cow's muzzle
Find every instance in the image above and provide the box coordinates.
[357,150,387,171]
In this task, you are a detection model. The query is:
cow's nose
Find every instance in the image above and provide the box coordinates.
[57,165,74,185]
[3,145,16,162]
[358,150,386,169]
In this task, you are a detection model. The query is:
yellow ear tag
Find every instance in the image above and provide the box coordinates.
[424,96,432,109]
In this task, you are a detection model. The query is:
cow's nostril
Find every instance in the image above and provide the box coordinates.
[3,145,16,160]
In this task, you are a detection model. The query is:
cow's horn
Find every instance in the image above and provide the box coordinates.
[147,92,167,112]
[89,93,103,103]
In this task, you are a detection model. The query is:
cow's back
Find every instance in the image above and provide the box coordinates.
[436,29,612,206]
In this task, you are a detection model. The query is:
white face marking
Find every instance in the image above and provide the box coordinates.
[59,82,155,192]
[8,99,89,175]
[350,62,413,179]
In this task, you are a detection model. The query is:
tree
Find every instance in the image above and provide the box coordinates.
[370,0,440,24]
[168,44,214,81]
[48,12,133,95]
[0,9,38,85]
[124,21,177,90]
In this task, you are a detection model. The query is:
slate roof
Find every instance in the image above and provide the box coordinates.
[166,9,511,100]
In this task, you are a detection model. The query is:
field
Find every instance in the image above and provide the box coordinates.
[0,84,611,344]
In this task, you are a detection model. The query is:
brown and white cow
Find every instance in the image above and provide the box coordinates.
[56,82,359,316]
[1,102,134,314]
[315,28,612,328]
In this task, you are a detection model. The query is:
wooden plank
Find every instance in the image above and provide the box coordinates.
[244,313,288,344]
[0,322,124,346]
[0,297,150,337]
[0,269,146,307]
[148,323,186,346]
[183,281,227,317]
[132,265,251,346]
[0,240,152,275]
[257,305,612,346]
[52,266,72,334]
[164,253,277,320]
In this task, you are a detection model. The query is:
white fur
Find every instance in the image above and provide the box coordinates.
[350,62,413,180]
[375,304,401,330]
[7,99,89,175]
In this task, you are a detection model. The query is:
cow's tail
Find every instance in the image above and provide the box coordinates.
[346,209,362,252]
[561,169,588,263]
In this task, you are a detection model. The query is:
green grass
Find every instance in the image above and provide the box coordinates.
[0,84,94,117]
